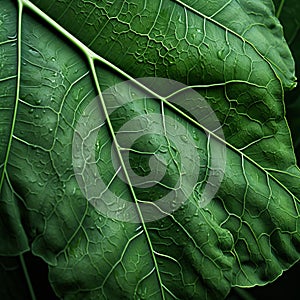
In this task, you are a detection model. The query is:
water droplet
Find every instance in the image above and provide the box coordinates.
[171,200,177,209]
[29,177,37,184]
[49,128,53,132]
[34,114,39,119]
[72,187,76,195]
[28,108,34,114]
[180,135,188,143]
[95,141,100,151]
[136,287,147,300]
[135,225,142,232]
[51,57,56,62]
[184,217,191,223]
[7,33,17,39]
[191,129,198,141]
[159,145,168,153]
[217,48,228,61]
[28,48,40,57]
[35,99,42,105]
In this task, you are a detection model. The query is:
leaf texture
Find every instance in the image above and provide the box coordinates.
[273,0,300,160]
[0,0,299,299]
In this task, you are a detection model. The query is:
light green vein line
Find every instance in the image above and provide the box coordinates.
[0,39,17,46]
[0,1,23,189]
[101,231,144,292]
[88,55,166,300]
[276,0,285,18]
[0,75,18,82]
[21,0,95,58]
[20,254,37,300]
[133,267,155,298]
[21,0,300,208]
[172,0,286,79]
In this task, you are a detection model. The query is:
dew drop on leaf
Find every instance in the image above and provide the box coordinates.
[7,32,17,39]
[180,135,188,143]
[28,47,40,57]
[217,48,227,61]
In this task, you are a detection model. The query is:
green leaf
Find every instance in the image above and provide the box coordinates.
[0,0,299,299]
[0,255,35,300]
[273,0,300,160]
[0,0,29,256]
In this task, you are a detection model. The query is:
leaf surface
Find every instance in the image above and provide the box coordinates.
[0,0,299,299]
[273,0,300,160]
